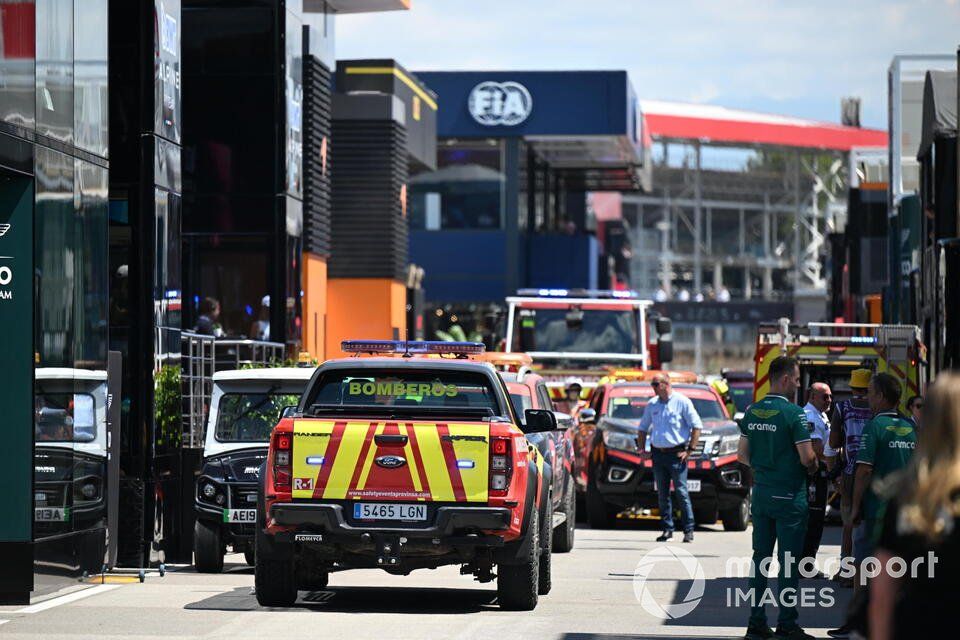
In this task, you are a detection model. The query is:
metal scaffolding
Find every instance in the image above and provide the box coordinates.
[623,140,850,371]
[625,141,847,301]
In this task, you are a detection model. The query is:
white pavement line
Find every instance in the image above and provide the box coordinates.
[17,584,120,614]
[0,619,9,625]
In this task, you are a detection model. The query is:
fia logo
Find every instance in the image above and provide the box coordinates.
[468,81,533,126]
[0,223,10,237]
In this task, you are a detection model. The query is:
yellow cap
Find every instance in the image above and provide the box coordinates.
[849,368,872,389]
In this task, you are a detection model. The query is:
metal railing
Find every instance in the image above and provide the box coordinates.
[180,333,286,449]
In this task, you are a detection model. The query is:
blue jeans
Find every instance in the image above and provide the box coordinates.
[651,449,695,533]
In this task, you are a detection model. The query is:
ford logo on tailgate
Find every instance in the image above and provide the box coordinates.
[375,455,406,469]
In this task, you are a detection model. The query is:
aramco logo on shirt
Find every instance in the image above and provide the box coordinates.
[468,81,533,126]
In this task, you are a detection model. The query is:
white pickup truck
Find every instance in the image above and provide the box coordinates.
[193,367,313,572]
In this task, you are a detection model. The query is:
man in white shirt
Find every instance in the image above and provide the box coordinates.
[802,382,835,573]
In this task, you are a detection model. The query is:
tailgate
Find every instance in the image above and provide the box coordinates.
[291,420,490,502]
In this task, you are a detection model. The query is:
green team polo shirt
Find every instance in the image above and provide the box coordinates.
[856,411,917,519]
[739,394,811,494]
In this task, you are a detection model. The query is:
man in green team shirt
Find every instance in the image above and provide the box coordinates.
[827,373,917,640]
[738,356,819,640]
[851,372,917,567]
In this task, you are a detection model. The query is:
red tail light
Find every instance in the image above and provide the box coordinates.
[273,431,292,491]
[490,436,513,495]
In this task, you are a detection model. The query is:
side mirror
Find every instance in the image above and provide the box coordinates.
[656,316,674,364]
[578,408,597,424]
[522,409,558,434]
[658,338,674,364]
[656,316,672,335]
[281,406,298,419]
[553,412,574,431]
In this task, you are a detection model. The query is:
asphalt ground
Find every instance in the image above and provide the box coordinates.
[0,520,850,640]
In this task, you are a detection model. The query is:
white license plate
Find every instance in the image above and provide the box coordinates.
[653,479,701,492]
[35,507,68,522]
[353,503,427,521]
[223,509,257,523]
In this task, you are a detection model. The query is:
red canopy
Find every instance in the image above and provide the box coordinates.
[641,100,887,151]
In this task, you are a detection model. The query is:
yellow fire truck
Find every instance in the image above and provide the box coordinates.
[754,319,926,412]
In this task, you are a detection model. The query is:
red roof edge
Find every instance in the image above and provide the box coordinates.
[645,114,887,151]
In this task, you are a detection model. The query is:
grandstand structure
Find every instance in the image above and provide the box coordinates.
[625,101,887,369]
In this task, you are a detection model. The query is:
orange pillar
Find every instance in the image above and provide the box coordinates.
[326,278,407,358]
[302,253,328,361]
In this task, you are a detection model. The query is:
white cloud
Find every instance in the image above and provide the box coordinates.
[334,0,960,128]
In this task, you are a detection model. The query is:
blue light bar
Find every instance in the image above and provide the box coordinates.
[849,336,878,344]
[456,459,476,469]
[305,456,325,466]
[341,340,486,355]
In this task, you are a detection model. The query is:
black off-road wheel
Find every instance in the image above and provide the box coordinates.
[244,549,255,566]
[553,476,577,553]
[721,496,750,532]
[254,523,297,606]
[586,476,618,529]
[298,567,330,591]
[497,506,540,610]
[193,521,224,573]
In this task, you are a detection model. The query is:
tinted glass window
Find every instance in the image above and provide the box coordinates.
[0,0,36,129]
[36,0,74,143]
[35,392,96,442]
[515,308,639,354]
[215,392,300,442]
[537,384,554,411]
[607,394,726,421]
[510,392,533,416]
[35,146,75,366]
[692,398,726,419]
[307,369,501,413]
[73,0,107,156]
[410,139,504,230]
[609,396,647,420]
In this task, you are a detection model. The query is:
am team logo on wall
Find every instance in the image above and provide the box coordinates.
[468,81,533,126]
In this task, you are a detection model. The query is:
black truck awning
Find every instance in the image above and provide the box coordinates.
[918,70,957,159]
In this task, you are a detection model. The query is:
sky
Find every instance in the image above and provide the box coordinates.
[335,0,960,130]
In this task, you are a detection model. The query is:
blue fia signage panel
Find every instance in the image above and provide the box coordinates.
[416,70,638,140]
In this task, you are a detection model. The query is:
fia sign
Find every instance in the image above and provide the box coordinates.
[468,81,533,126]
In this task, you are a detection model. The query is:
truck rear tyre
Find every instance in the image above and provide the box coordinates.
[298,567,329,591]
[586,478,617,528]
[721,496,750,531]
[254,525,297,607]
[552,476,576,553]
[244,549,255,566]
[693,505,718,525]
[497,507,539,610]
[193,521,224,573]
